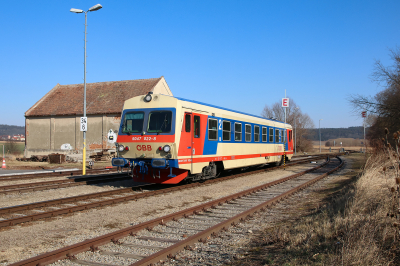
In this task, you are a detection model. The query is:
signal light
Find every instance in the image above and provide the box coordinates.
[158,146,163,151]
[124,146,130,151]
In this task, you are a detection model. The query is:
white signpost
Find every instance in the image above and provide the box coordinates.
[107,129,117,144]
[282,98,289,108]
[80,117,87,132]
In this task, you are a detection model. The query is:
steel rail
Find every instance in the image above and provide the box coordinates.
[8,157,341,266]
[0,174,130,194]
[0,155,331,228]
[0,168,119,182]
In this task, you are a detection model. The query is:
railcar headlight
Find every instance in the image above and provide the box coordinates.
[144,92,153,102]
[163,145,171,153]
[118,145,125,152]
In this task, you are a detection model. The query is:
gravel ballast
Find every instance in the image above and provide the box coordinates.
[0,161,325,265]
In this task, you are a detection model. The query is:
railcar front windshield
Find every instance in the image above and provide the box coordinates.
[122,112,144,133]
[147,111,172,133]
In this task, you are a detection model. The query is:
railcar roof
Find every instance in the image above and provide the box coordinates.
[173,96,288,126]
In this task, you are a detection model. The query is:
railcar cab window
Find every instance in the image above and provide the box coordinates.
[269,128,274,142]
[275,129,280,143]
[208,118,218,140]
[245,124,251,142]
[122,112,144,134]
[235,122,242,141]
[262,127,267,142]
[223,121,231,141]
[254,125,260,142]
[147,111,172,133]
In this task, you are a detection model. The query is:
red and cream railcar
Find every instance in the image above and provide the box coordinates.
[112,93,293,184]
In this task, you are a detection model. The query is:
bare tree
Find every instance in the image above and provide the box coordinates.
[261,99,315,152]
[349,47,400,145]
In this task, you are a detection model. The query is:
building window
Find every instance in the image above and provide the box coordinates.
[269,128,274,142]
[194,115,200,138]
[254,125,260,142]
[235,122,242,141]
[208,118,218,140]
[275,129,280,143]
[223,121,231,141]
[262,127,267,142]
[245,124,251,142]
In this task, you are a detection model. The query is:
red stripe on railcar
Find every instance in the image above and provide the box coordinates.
[117,135,175,143]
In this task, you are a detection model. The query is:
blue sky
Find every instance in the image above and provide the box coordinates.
[1,0,399,128]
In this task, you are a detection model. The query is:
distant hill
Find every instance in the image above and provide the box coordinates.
[307,126,365,141]
[0,124,25,136]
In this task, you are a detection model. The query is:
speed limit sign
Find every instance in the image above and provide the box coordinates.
[80,117,87,132]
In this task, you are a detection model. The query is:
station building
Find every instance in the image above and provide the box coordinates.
[24,77,172,158]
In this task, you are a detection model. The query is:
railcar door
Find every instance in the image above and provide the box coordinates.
[178,111,206,174]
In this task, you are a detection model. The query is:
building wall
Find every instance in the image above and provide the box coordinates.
[25,115,121,158]
[153,77,173,96]
[24,79,173,159]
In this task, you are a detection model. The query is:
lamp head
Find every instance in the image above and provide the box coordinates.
[89,4,102,11]
[70,8,84,13]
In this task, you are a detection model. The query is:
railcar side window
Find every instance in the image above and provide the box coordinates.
[269,128,274,142]
[223,121,231,141]
[185,114,191,132]
[254,125,260,142]
[147,111,172,133]
[235,122,242,141]
[282,130,286,143]
[122,112,144,133]
[275,129,279,143]
[194,115,200,138]
[245,124,251,142]
[208,118,218,140]
[262,127,267,142]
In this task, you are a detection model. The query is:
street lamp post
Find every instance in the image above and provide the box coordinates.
[319,119,323,153]
[70,4,102,175]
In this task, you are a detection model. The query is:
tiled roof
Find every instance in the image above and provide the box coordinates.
[25,77,162,117]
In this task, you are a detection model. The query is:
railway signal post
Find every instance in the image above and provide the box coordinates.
[282,94,289,170]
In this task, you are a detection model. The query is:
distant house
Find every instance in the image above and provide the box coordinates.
[11,135,25,141]
[24,77,172,158]
[0,135,10,141]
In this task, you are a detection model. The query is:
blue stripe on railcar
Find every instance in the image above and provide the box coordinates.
[202,115,289,155]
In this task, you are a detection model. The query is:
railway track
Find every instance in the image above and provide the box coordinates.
[0,173,130,194]
[9,156,344,266]
[0,154,332,229]
[0,168,119,182]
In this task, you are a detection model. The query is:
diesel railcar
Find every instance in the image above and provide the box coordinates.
[112,92,293,184]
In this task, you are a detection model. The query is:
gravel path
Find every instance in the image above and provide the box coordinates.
[0,161,323,265]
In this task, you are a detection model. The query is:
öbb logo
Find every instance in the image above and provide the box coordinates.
[137,145,152,151]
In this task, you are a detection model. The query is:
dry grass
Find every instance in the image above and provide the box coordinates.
[231,152,400,266]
